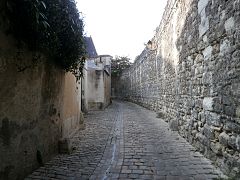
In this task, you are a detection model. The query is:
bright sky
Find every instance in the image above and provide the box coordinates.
[76,0,167,61]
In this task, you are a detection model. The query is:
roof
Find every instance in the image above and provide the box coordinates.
[97,55,112,58]
[84,36,98,58]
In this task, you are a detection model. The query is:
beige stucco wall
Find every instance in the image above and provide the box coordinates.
[87,69,105,110]
[0,29,83,179]
[62,73,83,138]
[83,56,111,111]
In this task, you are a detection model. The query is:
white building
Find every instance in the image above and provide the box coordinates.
[82,37,112,111]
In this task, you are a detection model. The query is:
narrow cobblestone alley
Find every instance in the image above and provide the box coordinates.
[27,101,227,180]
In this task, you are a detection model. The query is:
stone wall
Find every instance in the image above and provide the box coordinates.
[117,0,240,177]
[0,30,84,179]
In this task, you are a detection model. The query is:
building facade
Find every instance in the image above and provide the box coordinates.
[82,55,112,111]
[82,37,112,111]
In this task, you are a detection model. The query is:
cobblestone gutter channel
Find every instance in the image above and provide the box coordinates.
[92,103,124,180]
[27,101,227,179]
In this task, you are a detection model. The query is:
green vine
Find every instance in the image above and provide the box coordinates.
[2,0,86,77]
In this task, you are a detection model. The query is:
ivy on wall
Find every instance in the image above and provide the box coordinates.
[2,0,86,77]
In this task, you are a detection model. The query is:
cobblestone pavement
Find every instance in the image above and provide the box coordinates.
[27,101,227,180]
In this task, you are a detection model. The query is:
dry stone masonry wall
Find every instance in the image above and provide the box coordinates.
[118,0,240,177]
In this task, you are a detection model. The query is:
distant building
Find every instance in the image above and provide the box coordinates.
[84,36,98,58]
[82,37,112,111]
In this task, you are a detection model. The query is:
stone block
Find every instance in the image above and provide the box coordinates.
[211,126,222,132]
[199,111,206,123]
[198,121,203,128]
[214,131,220,140]
[219,132,229,147]
[224,105,236,116]
[156,111,165,119]
[202,72,212,85]
[224,17,235,32]
[195,54,204,63]
[220,39,231,55]
[236,106,240,118]
[203,46,212,60]
[58,138,73,154]
[222,96,233,106]
[198,0,209,14]
[196,133,208,146]
[232,82,240,97]
[192,109,198,120]
[203,124,215,140]
[195,96,202,106]
[224,122,240,133]
[228,135,237,150]
[205,111,221,127]
[232,49,240,59]
[235,118,240,125]
[192,130,198,137]
[193,122,198,129]
[79,117,85,131]
[213,98,222,113]
[210,142,222,155]
[169,119,178,131]
[237,136,240,151]
[195,141,205,153]
[205,148,217,161]
[203,97,213,111]
[195,66,203,76]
